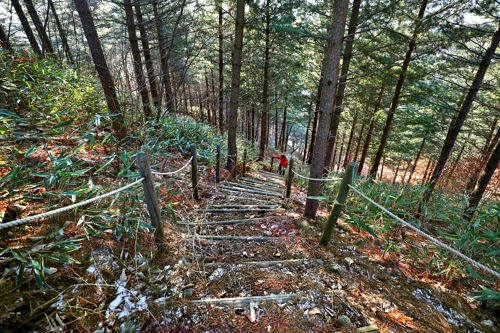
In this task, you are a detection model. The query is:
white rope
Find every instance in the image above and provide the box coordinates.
[291,169,342,182]
[152,156,193,175]
[348,184,500,280]
[0,178,145,231]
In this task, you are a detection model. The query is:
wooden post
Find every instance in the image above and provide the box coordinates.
[320,162,358,246]
[216,144,221,183]
[270,156,274,172]
[136,153,167,253]
[242,149,247,176]
[191,144,199,199]
[286,158,294,198]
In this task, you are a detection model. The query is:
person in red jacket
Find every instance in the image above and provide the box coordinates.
[273,154,288,175]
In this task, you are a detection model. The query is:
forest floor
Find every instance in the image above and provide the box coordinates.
[0,153,499,332]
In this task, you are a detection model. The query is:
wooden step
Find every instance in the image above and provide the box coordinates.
[219,185,283,198]
[191,293,296,306]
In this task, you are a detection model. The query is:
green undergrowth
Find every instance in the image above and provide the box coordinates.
[298,168,500,304]
[0,50,263,293]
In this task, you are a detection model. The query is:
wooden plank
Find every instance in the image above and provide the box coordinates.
[206,204,279,209]
[236,180,283,190]
[203,259,306,267]
[177,217,269,226]
[219,185,283,198]
[356,326,380,333]
[203,208,277,213]
[191,293,296,306]
[194,235,275,242]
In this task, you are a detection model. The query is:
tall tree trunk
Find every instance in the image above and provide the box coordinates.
[24,0,54,55]
[336,131,345,173]
[466,137,500,218]
[0,23,11,51]
[275,107,279,148]
[218,1,225,133]
[444,134,469,187]
[251,104,255,145]
[423,22,500,203]
[353,121,365,162]
[124,0,152,119]
[307,75,322,164]
[421,158,432,184]
[74,0,126,140]
[303,101,313,162]
[210,68,217,126]
[280,107,287,151]
[407,133,427,183]
[258,0,271,161]
[370,0,428,178]
[153,0,176,116]
[324,0,361,171]
[135,4,160,116]
[358,83,385,175]
[393,154,403,183]
[466,119,500,191]
[48,0,73,64]
[205,72,212,125]
[11,0,41,55]
[342,112,358,168]
[226,0,245,174]
[304,0,349,219]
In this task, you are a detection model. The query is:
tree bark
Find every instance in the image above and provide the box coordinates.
[304,0,349,219]
[0,23,11,51]
[407,133,427,183]
[353,120,365,162]
[342,112,358,168]
[153,0,176,116]
[466,119,500,192]
[218,2,225,133]
[466,137,500,218]
[124,0,152,119]
[48,0,73,64]
[135,4,160,116]
[258,0,271,161]
[307,75,322,164]
[280,107,287,151]
[226,0,245,175]
[303,102,313,162]
[11,0,41,55]
[74,0,126,140]
[423,22,500,202]
[324,0,361,171]
[358,84,384,175]
[24,0,54,55]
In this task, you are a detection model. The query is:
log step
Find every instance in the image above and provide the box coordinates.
[177,217,270,226]
[184,235,276,242]
[219,185,283,198]
[191,293,296,306]
[202,259,306,268]
[357,326,380,333]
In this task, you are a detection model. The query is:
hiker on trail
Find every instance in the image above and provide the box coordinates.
[273,154,288,175]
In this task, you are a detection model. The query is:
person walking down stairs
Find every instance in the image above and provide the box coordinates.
[273,154,288,175]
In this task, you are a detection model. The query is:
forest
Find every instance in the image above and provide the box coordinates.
[0,0,500,331]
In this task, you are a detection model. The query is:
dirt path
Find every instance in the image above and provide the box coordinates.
[1,166,497,332]
[161,171,498,332]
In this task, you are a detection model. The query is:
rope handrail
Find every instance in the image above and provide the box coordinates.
[0,178,145,231]
[152,156,193,175]
[291,169,342,182]
[347,184,500,280]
